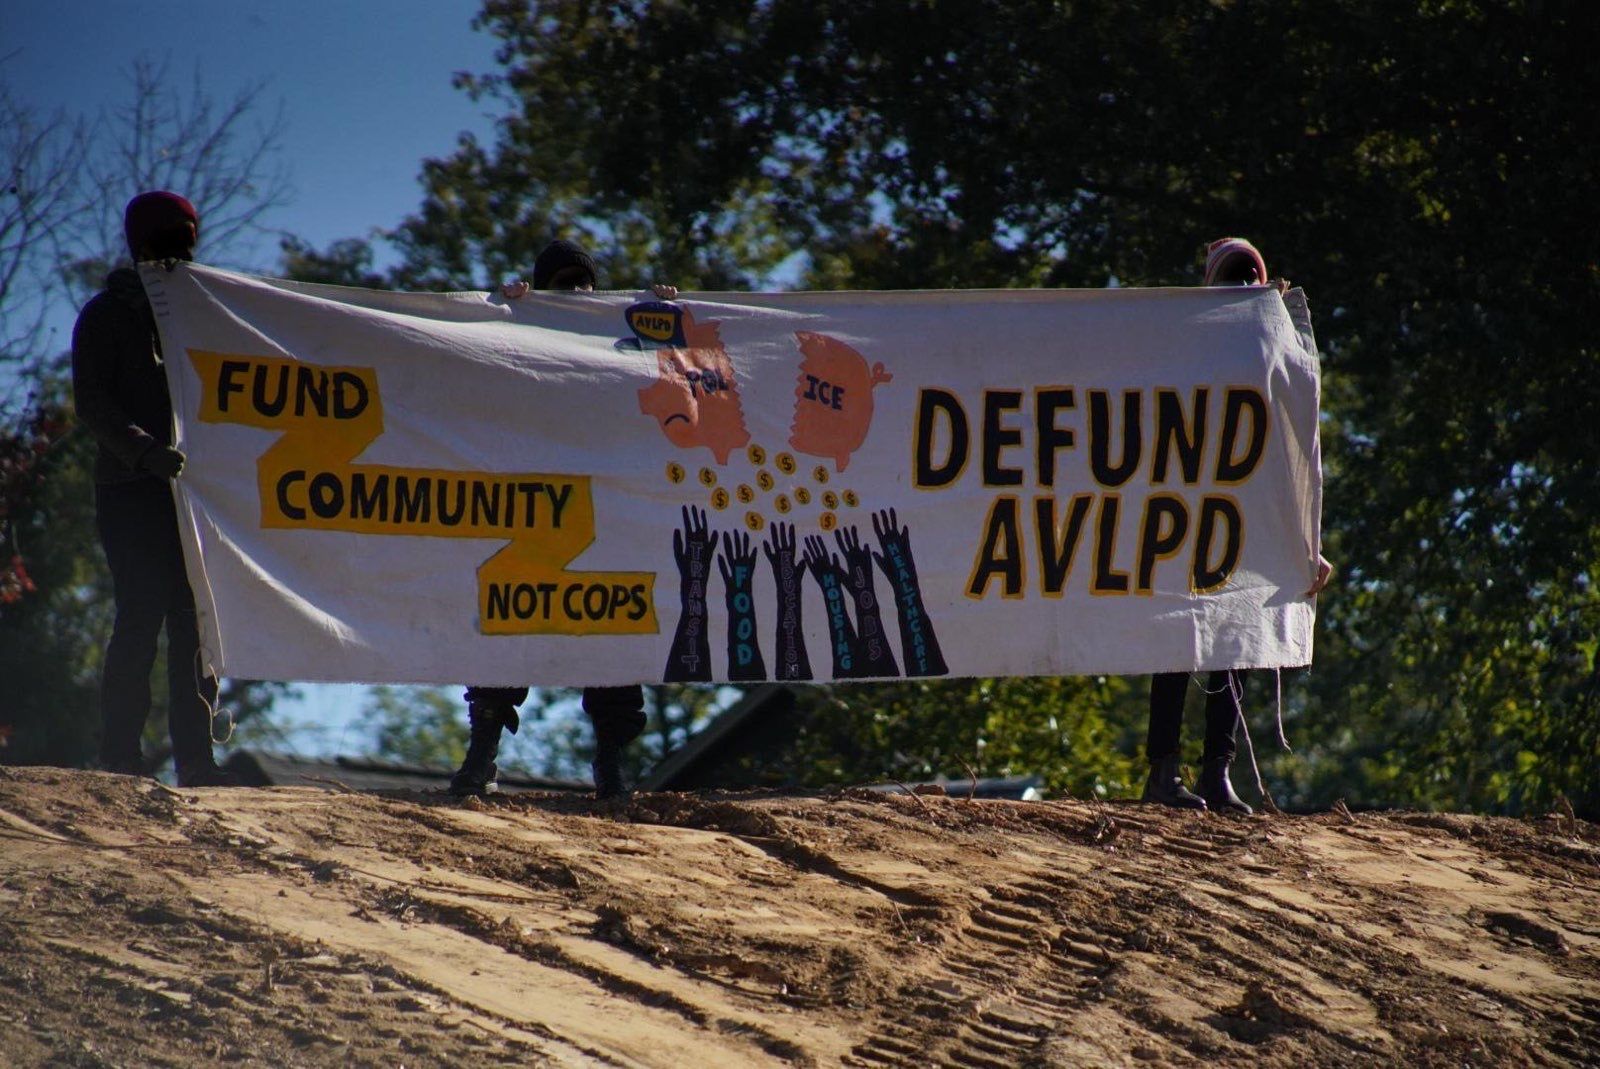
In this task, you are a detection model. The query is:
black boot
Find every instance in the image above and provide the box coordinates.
[1142,754,1207,810]
[1197,757,1253,815]
[451,702,512,797]
[97,748,148,777]
[590,705,646,801]
[177,760,240,788]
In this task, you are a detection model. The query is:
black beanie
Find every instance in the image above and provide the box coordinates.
[531,239,598,290]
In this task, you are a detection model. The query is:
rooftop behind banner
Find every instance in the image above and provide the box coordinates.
[146,264,1324,687]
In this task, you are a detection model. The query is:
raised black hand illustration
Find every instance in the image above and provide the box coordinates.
[870,508,949,677]
[717,529,767,681]
[762,521,813,681]
[803,534,866,679]
[834,525,900,677]
[664,505,716,682]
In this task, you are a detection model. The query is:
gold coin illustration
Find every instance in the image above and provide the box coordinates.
[747,443,767,466]
[843,489,859,508]
[822,490,839,510]
[736,484,755,503]
[698,467,718,487]
[745,510,766,531]
[775,452,797,475]
[794,487,812,505]
[774,494,791,514]
[812,465,830,484]
[666,462,685,484]
[710,487,730,510]
[756,469,775,492]
[819,511,838,531]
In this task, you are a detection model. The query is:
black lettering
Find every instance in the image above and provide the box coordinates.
[1136,494,1189,593]
[308,473,344,519]
[1091,495,1130,594]
[394,476,430,524]
[1152,388,1208,484]
[1036,493,1094,595]
[253,363,288,417]
[437,479,466,526]
[1036,388,1076,488]
[981,389,1024,487]
[1216,388,1268,482]
[294,366,329,417]
[967,497,1024,597]
[332,371,369,419]
[350,472,387,522]
[1192,496,1243,591]
[470,481,500,527]
[1089,389,1142,488]
[218,359,248,413]
[517,482,543,527]
[914,389,969,488]
[545,482,570,527]
[487,583,511,620]
[628,583,649,621]
[275,469,306,521]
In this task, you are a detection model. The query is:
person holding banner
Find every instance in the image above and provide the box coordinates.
[1142,238,1334,814]
[71,191,235,788]
[450,239,676,800]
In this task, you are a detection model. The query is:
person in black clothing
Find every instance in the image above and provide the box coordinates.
[451,240,675,799]
[71,190,234,787]
[1142,238,1333,814]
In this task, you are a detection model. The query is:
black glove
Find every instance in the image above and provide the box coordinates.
[140,445,186,479]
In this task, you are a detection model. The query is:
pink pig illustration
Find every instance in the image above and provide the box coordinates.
[788,331,892,473]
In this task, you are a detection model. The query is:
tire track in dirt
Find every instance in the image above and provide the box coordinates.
[4,770,1598,1067]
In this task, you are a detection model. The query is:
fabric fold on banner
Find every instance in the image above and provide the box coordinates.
[146,264,1323,687]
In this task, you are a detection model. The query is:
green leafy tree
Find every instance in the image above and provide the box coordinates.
[355,686,471,767]
[305,0,1600,813]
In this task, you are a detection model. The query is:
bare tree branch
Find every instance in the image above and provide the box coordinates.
[65,55,293,302]
[0,82,88,395]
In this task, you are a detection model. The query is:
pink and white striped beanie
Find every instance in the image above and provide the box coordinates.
[1204,237,1268,285]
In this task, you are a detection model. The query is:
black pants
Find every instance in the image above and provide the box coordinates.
[1146,669,1243,764]
[95,479,217,772]
[463,684,644,741]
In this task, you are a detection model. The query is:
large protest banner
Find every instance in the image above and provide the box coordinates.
[146,264,1323,687]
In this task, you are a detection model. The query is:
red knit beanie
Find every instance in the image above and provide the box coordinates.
[124,191,199,259]
[1204,237,1267,286]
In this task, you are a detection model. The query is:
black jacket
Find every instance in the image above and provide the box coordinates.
[71,267,173,485]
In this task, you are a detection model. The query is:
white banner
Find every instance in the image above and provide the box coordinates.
[147,264,1323,687]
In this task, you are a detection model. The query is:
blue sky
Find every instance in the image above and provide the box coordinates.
[3,2,500,271]
[5,3,508,755]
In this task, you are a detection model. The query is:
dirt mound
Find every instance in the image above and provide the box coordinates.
[2,766,1597,1067]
